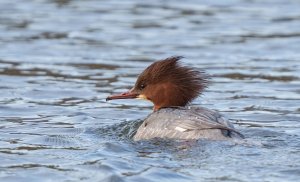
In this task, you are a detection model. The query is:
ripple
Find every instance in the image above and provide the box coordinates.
[27,32,68,40]
[239,32,300,39]
[272,15,300,22]
[69,63,120,70]
[216,73,298,82]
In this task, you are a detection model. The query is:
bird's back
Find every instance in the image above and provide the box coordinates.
[133,107,243,141]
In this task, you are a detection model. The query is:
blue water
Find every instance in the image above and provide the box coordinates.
[0,0,299,181]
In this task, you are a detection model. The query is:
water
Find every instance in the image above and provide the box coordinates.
[0,0,300,181]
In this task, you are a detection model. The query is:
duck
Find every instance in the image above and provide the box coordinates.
[106,56,244,141]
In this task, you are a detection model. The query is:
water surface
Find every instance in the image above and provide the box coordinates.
[0,0,300,181]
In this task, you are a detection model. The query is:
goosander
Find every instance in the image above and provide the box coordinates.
[106,56,244,141]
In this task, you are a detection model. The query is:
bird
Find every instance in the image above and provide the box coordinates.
[106,56,244,141]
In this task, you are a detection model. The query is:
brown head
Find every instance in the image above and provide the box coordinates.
[106,56,210,111]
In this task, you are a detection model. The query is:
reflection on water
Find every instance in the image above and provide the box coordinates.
[0,0,300,181]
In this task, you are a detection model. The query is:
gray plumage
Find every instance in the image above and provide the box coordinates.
[133,107,244,141]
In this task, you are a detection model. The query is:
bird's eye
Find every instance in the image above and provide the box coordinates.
[140,84,146,90]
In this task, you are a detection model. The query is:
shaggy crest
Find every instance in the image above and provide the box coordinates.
[134,56,210,108]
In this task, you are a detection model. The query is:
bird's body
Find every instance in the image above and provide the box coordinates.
[106,56,243,141]
[133,107,243,141]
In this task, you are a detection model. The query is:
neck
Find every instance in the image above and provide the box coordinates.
[153,105,187,112]
[153,105,160,111]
